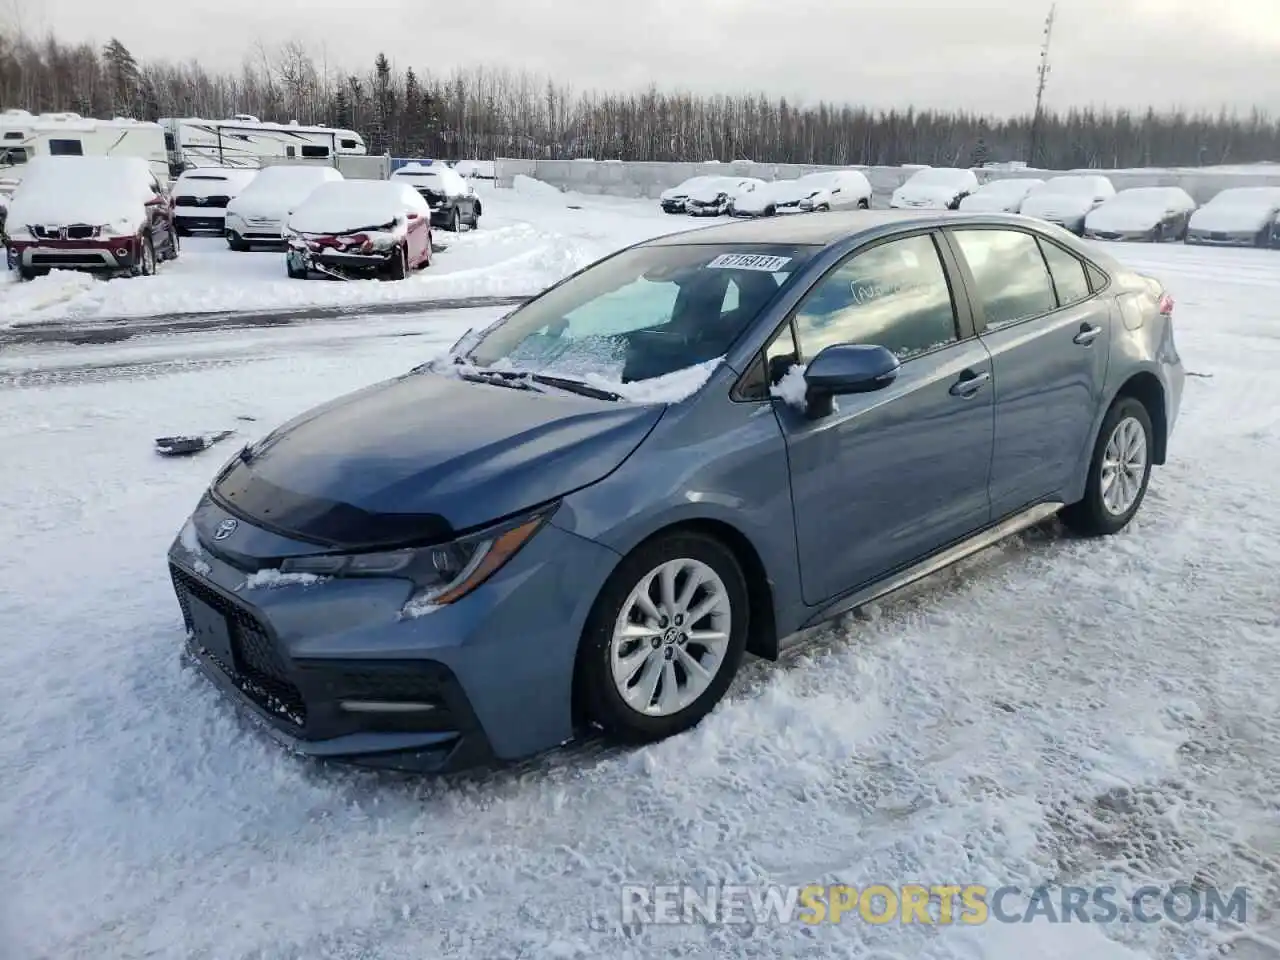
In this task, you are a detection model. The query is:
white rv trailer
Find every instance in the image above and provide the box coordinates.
[0,110,170,181]
[159,116,367,173]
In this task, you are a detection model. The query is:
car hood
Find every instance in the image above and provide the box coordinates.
[1021,194,1096,219]
[1085,204,1169,233]
[958,192,1021,212]
[892,186,960,207]
[1188,205,1275,232]
[212,371,665,549]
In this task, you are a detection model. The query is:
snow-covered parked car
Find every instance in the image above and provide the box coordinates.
[728,173,870,217]
[958,177,1045,213]
[796,170,873,212]
[285,179,432,280]
[171,167,258,235]
[224,164,343,250]
[4,155,178,281]
[659,176,721,214]
[684,177,765,217]
[889,167,978,210]
[1185,187,1280,247]
[1019,175,1116,234]
[1083,187,1197,243]
[391,162,481,231]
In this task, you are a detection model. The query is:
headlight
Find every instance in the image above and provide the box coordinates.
[279,507,553,610]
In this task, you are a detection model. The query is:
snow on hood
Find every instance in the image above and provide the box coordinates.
[732,181,787,211]
[686,178,752,203]
[174,168,258,198]
[1085,188,1196,232]
[958,179,1043,212]
[893,168,978,205]
[660,176,716,201]
[5,156,153,233]
[287,180,427,235]
[1188,188,1280,232]
[226,166,343,219]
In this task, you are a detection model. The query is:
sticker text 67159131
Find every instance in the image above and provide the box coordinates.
[706,253,793,272]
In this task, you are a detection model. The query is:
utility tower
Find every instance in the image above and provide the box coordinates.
[1028,3,1057,167]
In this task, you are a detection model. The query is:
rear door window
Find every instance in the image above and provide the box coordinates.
[1038,240,1092,307]
[950,229,1057,330]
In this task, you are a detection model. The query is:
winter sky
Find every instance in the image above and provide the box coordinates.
[14,0,1280,116]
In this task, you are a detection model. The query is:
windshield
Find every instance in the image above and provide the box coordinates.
[464,243,815,388]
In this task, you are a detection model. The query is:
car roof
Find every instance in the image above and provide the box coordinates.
[643,209,1046,247]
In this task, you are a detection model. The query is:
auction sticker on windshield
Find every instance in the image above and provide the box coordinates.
[706,253,793,271]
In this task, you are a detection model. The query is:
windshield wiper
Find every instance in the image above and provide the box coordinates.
[527,373,622,402]
[455,370,543,392]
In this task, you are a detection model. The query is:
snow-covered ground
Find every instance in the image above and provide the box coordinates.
[0,179,701,328]
[2,193,1280,960]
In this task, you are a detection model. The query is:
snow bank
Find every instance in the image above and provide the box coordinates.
[512,174,566,202]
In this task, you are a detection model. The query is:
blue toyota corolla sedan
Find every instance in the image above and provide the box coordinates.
[168,210,1184,772]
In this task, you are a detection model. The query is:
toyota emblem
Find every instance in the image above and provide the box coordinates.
[213,518,238,541]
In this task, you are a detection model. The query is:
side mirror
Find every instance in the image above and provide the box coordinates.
[802,343,900,419]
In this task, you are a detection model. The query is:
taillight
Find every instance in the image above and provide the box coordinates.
[1158,293,1174,316]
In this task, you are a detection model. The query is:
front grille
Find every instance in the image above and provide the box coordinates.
[171,564,307,728]
[31,224,99,240]
[176,195,230,208]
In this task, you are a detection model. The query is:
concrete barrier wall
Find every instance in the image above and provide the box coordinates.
[494,157,1280,206]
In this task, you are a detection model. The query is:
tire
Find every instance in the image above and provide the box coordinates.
[765,205,777,217]
[227,232,250,252]
[1060,397,1155,537]
[286,257,307,279]
[386,244,408,280]
[446,207,460,233]
[576,531,749,744]
[165,227,180,261]
[858,199,870,210]
[175,221,191,237]
[133,237,156,277]
[18,265,47,282]
[471,201,481,227]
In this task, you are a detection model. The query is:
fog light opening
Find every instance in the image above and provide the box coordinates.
[115,247,130,257]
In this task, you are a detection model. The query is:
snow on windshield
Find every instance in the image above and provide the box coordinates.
[452,242,812,402]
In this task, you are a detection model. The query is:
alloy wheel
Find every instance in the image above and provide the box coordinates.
[1100,416,1148,516]
[609,558,732,717]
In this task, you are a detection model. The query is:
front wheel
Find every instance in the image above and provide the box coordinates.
[446,207,460,233]
[133,237,156,277]
[1060,397,1154,536]
[576,532,749,744]
[386,244,408,280]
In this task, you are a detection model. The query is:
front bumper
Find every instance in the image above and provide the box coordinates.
[1084,228,1155,242]
[167,501,621,772]
[685,201,727,217]
[287,243,397,277]
[660,199,687,213]
[175,210,228,232]
[1185,228,1266,247]
[228,216,285,244]
[7,237,141,271]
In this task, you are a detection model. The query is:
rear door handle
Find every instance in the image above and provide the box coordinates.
[949,369,991,397]
[1074,323,1103,345]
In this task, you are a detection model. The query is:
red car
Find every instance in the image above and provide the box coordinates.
[4,156,179,280]
[284,180,432,280]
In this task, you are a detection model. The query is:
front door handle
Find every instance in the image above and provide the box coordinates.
[1074,323,1103,345]
[949,369,991,397]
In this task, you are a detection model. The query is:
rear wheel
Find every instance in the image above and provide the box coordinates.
[1060,397,1154,537]
[576,531,749,744]
[471,201,482,227]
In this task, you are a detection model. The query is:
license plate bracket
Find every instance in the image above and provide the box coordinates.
[186,592,237,675]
